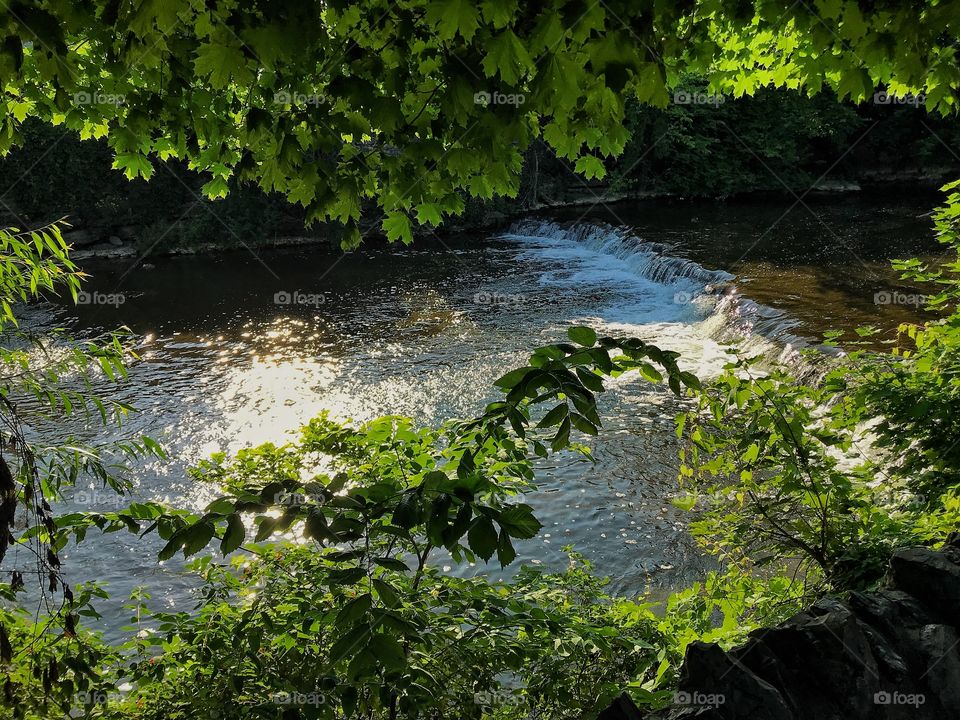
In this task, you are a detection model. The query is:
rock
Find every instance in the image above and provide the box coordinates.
[625,538,960,720]
[480,210,510,227]
[676,641,791,719]
[596,693,644,720]
[62,229,98,247]
[917,624,960,709]
[108,235,123,246]
[70,243,137,260]
[811,179,862,192]
[888,547,960,621]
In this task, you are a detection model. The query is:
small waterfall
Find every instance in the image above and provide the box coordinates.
[504,219,734,288]
[502,218,831,376]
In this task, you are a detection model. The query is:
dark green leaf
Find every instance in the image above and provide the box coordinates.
[220,513,245,555]
[467,518,498,561]
[567,326,597,346]
[498,504,542,539]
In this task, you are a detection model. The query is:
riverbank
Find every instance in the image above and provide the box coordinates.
[68,178,946,262]
[40,192,945,668]
[4,84,958,262]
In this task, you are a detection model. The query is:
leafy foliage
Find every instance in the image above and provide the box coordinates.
[105,551,670,720]
[8,199,960,715]
[0,221,162,716]
[677,183,960,592]
[0,2,957,244]
[26,328,700,719]
[614,77,864,197]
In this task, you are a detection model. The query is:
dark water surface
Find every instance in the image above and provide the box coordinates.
[40,190,942,639]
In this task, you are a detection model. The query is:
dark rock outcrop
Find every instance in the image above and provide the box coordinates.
[597,693,645,720]
[624,536,960,720]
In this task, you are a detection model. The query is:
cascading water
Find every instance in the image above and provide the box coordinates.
[39,195,931,635]
[501,218,824,373]
[504,218,733,288]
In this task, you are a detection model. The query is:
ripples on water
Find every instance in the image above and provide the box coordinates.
[36,193,942,637]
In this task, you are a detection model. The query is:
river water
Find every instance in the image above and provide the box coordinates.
[39,190,943,639]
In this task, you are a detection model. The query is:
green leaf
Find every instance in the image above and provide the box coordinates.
[415,202,442,226]
[538,403,568,428]
[392,494,420,530]
[220,513,244,554]
[336,593,373,625]
[383,211,413,244]
[570,411,599,435]
[497,504,542,539]
[157,535,180,561]
[496,529,516,566]
[427,0,480,41]
[567,326,597,346]
[551,415,571,452]
[481,29,533,84]
[373,557,410,572]
[254,516,279,542]
[494,367,531,390]
[305,507,333,543]
[467,517,498,561]
[372,578,400,608]
[576,367,605,392]
[670,494,697,511]
[112,152,153,180]
[574,155,606,180]
[367,633,407,670]
[329,624,371,664]
[202,176,229,199]
[181,520,215,558]
[328,567,366,585]
[194,43,250,89]
[638,363,663,383]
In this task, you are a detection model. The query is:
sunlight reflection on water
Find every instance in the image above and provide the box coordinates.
[43,194,940,639]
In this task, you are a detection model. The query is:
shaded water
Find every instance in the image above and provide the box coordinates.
[36,190,942,639]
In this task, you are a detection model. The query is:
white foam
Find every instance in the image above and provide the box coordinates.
[499,219,804,377]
